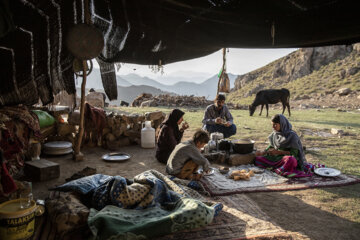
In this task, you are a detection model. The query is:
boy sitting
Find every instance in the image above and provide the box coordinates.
[166,129,211,180]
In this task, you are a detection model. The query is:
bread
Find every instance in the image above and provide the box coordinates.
[230,169,253,181]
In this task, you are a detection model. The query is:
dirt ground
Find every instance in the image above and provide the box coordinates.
[32,131,360,240]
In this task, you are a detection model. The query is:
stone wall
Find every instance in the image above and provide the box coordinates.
[132,93,213,108]
[60,110,166,150]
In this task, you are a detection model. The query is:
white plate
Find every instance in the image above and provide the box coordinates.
[102,152,131,162]
[197,167,215,176]
[314,167,341,177]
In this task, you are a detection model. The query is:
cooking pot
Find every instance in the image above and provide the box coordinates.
[232,139,255,154]
[218,139,231,151]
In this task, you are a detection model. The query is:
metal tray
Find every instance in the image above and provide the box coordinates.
[314,167,341,177]
[102,152,131,162]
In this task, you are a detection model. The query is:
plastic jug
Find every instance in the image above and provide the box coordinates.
[141,121,155,148]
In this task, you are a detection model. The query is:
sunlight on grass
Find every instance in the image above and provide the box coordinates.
[108,107,360,222]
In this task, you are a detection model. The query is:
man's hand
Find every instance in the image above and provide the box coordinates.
[224,121,231,127]
[215,117,222,124]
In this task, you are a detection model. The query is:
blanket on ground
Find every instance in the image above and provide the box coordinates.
[52,170,221,239]
[88,197,215,240]
[200,165,360,196]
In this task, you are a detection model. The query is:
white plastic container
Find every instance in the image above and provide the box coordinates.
[141,121,155,148]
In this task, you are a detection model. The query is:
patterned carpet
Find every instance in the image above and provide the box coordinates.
[200,172,360,196]
[155,194,300,240]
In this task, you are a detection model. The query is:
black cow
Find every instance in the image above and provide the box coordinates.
[249,88,290,117]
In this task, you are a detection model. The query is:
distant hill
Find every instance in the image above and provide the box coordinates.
[79,68,238,102]
[154,71,213,85]
[228,44,360,105]
[76,68,132,89]
[118,73,238,99]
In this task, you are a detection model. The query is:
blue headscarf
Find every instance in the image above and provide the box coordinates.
[268,114,306,168]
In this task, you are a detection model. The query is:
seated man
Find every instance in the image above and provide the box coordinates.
[202,94,237,138]
[166,130,210,180]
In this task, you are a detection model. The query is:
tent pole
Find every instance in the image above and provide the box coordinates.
[73,61,87,161]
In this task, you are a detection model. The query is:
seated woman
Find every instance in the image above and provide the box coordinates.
[156,109,189,163]
[166,130,210,180]
[255,114,311,177]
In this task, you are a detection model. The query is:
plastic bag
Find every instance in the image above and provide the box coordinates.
[32,110,56,128]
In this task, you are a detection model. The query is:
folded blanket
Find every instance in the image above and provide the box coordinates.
[52,170,222,239]
[88,197,215,240]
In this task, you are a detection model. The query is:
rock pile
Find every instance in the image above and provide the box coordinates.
[132,93,213,108]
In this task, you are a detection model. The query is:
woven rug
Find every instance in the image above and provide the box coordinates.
[154,194,299,240]
[200,167,360,196]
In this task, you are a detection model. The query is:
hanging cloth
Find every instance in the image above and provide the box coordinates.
[217,48,230,93]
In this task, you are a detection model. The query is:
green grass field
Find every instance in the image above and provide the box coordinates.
[107,106,360,222]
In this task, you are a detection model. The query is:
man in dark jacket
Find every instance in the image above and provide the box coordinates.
[202,94,236,138]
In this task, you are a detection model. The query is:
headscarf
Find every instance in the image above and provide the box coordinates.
[268,114,306,168]
[159,109,184,142]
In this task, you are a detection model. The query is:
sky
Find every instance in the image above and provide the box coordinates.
[110,48,297,78]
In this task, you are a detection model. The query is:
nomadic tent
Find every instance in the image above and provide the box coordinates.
[1,0,360,106]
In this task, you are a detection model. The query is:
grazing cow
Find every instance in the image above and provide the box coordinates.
[249,88,290,117]
[120,100,129,107]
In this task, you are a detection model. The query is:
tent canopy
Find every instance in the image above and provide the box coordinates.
[1,0,360,106]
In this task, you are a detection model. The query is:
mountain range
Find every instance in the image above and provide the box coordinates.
[78,69,237,103]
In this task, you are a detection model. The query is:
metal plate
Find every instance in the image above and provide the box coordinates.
[44,141,72,150]
[314,167,341,177]
[197,167,215,176]
[102,152,131,162]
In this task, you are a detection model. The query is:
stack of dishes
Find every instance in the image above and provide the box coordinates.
[43,141,73,155]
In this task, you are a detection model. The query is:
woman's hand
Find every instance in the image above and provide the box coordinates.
[255,150,265,156]
[267,149,290,156]
[180,121,189,131]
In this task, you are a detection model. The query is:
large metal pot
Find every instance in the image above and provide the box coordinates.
[231,139,255,154]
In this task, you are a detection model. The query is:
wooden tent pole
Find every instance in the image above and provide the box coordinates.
[74,0,90,161]
[74,61,87,160]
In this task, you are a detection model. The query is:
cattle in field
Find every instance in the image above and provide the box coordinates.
[249,88,291,117]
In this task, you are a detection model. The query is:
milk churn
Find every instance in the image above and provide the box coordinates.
[141,121,155,148]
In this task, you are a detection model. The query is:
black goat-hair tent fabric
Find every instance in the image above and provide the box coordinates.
[1,0,360,106]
